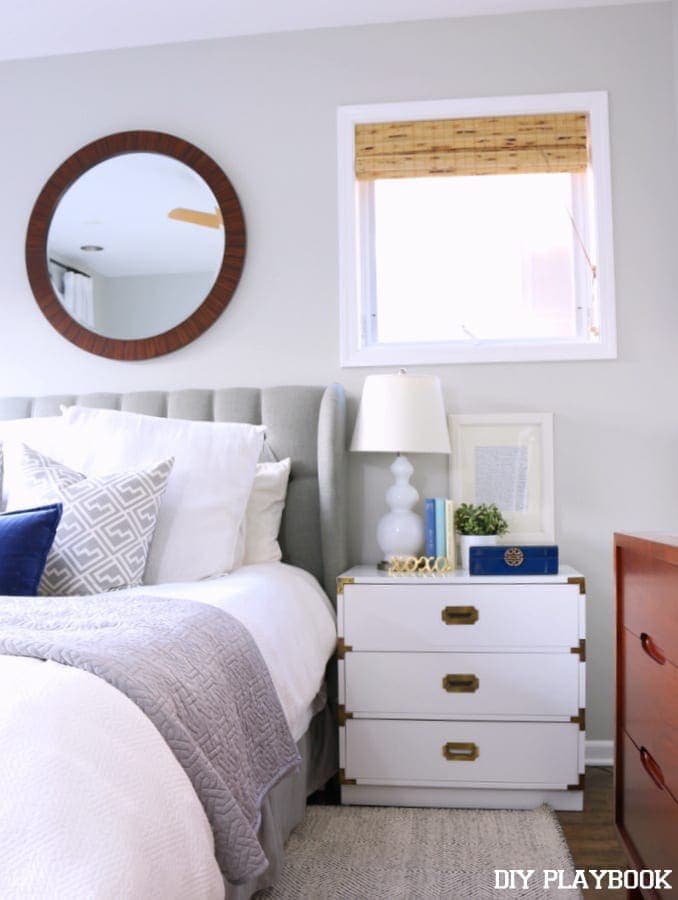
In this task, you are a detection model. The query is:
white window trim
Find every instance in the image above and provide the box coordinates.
[337,91,617,367]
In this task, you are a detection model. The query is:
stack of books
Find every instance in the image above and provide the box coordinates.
[424,498,455,568]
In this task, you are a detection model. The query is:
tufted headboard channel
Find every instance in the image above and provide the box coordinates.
[0,385,348,600]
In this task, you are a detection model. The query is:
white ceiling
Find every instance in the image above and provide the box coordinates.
[48,154,223,277]
[1,0,657,63]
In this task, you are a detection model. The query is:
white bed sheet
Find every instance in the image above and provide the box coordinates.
[0,562,336,900]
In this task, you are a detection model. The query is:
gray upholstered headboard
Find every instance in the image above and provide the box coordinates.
[0,385,348,599]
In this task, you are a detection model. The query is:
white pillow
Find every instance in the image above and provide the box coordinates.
[61,407,265,584]
[0,417,68,511]
[241,458,291,566]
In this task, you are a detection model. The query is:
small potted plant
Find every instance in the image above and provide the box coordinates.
[455,503,509,571]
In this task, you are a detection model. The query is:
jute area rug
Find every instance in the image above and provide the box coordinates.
[259,804,581,899]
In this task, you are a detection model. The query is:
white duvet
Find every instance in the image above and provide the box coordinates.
[0,563,336,900]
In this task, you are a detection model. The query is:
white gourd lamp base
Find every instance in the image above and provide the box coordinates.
[376,454,424,567]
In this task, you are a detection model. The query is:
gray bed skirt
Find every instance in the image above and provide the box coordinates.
[226,702,337,899]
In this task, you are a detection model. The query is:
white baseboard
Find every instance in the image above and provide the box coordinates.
[585,739,614,767]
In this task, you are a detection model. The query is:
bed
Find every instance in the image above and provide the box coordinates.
[0,385,347,899]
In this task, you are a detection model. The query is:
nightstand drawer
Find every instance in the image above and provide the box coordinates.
[343,583,581,651]
[344,719,581,787]
[344,651,581,719]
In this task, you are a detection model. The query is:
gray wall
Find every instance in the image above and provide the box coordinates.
[96,271,216,339]
[1,2,677,743]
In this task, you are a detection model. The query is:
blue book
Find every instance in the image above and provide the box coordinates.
[424,499,436,558]
[434,498,446,558]
[469,545,559,576]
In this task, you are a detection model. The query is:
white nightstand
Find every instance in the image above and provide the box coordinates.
[337,565,586,811]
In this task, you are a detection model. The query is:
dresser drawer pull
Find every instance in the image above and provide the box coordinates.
[443,741,479,762]
[640,632,666,666]
[441,605,479,625]
[442,674,480,693]
[640,746,665,791]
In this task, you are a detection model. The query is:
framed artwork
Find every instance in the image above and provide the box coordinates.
[448,413,555,544]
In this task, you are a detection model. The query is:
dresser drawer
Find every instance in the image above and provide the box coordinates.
[620,733,678,884]
[343,583,581,651]
[345,652,581,719]
[344,719,581,787]
[623,628,678,799]
[621,549,678,666]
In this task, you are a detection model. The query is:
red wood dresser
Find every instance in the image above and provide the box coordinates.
[615,533,678,895]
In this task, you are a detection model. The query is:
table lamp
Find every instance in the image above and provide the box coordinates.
[350,371,450,566]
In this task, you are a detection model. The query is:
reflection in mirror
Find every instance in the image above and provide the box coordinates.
[46,153,225,340]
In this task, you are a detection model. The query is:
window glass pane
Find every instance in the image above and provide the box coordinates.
[373,173,578,344]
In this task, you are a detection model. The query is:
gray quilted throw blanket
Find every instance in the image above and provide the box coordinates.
[0,593,301,884]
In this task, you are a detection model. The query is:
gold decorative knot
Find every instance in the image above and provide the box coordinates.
[504,547,524,567]
[388,556,453,577]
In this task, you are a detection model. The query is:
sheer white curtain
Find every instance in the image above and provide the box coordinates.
[62,271,94,327]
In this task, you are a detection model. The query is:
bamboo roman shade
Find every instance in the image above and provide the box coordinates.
[355,112,589,180]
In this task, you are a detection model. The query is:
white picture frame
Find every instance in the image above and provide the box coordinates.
[448,413,555,544]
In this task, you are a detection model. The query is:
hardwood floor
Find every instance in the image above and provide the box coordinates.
[557,766,632,898]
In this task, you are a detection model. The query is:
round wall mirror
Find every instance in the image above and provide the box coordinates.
[26,131,246,360]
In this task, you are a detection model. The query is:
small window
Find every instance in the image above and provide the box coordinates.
[337,93,616,366]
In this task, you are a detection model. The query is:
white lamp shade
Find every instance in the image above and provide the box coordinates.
[350,373,450,454]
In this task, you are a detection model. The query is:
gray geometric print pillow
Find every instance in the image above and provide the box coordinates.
[18,445,174,596]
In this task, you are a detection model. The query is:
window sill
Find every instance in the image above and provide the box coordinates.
[340,338,617,367]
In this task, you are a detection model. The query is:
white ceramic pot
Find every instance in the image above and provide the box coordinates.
[459,534,499,572]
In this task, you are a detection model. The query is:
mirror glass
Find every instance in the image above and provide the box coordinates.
[46,153,225,340]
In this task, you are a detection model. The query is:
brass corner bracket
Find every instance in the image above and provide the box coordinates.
[337,705,353,727]
[570,639,586,661]
[336,637,353,659]
[567,772,586,791]
[567,575,586,595]
[570,708,586,731]
[339,768,357,786]
[337,577,355,596]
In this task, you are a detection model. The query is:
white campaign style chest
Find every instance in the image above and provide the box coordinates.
[337,566,586,811]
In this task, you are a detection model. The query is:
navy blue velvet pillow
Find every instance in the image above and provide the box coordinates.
[0,504,63,596]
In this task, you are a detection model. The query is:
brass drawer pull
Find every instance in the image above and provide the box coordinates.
[640,632,666,666]
[441,605,479,625]
[443,741,479,762]
[640,746,665,791]
[442,674,479,693]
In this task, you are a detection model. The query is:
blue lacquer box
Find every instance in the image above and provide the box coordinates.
[469,545,559,576]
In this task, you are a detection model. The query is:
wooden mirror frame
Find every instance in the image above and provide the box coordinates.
[25,131,246,361]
